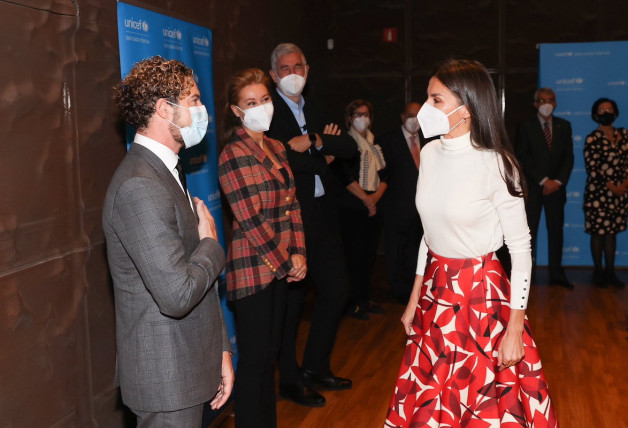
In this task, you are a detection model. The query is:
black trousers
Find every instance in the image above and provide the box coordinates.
[525,184,567,279]
[233,279,287,428]
[383,214,423,301]
[279,194,349,382]
[338,203,383,308]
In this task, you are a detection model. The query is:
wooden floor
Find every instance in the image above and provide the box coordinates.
[214,260,628,428]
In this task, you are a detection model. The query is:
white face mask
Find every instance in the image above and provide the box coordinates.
[538,103,554,117]
[417,103,465,138]
[403,116,420,134]
[237,102,275,132]
[278,73,306,97]
[352,116,370,133]
[167,102,209,148]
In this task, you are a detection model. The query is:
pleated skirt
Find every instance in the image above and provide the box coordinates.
[384,251,558,428]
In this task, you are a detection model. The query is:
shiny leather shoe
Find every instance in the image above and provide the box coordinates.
[302,369,353,391]
[550,276,574,289]
[347,304,369,320]
[279,383,326,407]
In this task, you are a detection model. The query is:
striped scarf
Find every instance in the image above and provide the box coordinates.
[348,127,386,192]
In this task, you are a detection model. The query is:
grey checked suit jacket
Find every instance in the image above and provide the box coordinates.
[103,143,230,412]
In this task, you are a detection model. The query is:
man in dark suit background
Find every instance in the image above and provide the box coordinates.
[379,102,425,303]
[104,56,233,427]
[515,87,574,288]
[267,42,358,407]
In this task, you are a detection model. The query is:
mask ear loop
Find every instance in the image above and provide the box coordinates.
[446,105,466,133]
[165,101,181,130]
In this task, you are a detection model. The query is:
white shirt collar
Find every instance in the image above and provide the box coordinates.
[133,133,179,172]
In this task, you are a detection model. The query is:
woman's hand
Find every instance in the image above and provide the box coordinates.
[401,275,423,335]
[287,254,307,282]
[401,301,417,336]
[362,194,376,216]
[497,309,525,370]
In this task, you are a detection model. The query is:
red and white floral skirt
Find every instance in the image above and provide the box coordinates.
[384,251,557,428]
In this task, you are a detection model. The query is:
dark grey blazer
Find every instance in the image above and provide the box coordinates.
[103,143,229,412]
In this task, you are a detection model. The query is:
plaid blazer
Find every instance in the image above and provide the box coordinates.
[218,127,306,300]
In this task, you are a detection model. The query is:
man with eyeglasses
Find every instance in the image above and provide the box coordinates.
[515,87,574,289]
[267,43,358,408]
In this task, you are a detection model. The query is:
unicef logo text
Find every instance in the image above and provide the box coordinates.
[563,246,580,253]
[566,191,581,198]
[125,18,149,32]
[163,28,182,40]
[193,36,210,47]
[555,77,584,85]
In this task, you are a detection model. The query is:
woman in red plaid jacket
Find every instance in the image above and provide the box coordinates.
[218,68,307,428]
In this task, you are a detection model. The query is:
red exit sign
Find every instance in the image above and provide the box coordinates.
[382,27,398,43]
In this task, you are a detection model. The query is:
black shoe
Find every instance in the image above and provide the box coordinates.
[606,272,625,288]
[347,304,369,320]
[594,269,607,288]
[279,383,326,407]
[367,302,386,314]
[302,369,353,391]
[550,276,574,289]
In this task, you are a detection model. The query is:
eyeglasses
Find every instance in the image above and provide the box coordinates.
[535,98,555,104]
[597,108,614,114]
[352,112,370,118]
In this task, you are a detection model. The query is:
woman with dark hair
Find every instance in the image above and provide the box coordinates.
[217,68,307,427]
[334,99,387,320]
[583,97,628,288]
[384,60,557,427]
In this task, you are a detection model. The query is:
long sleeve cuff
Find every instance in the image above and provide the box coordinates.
[509,251,531,309]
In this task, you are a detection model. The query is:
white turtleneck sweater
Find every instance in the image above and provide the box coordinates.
[416,132,532,309]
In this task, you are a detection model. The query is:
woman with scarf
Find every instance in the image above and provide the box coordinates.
[334,99,387,320]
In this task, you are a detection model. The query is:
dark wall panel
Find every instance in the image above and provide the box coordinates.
[2,1,628,427]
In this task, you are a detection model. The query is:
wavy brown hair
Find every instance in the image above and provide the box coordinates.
[433,59,526,198]
[113,56,194,131]
[220,68,271,147]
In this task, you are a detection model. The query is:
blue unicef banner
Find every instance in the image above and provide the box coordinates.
[116,2,238,373]
[539,41,628,266]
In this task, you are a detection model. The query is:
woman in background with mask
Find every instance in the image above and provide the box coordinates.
[583,97,628,288]
[334,99,388,320]
[384,60,557,427]
[218,68,307,428]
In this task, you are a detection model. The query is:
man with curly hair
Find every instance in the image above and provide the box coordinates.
[103,56,233,427]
